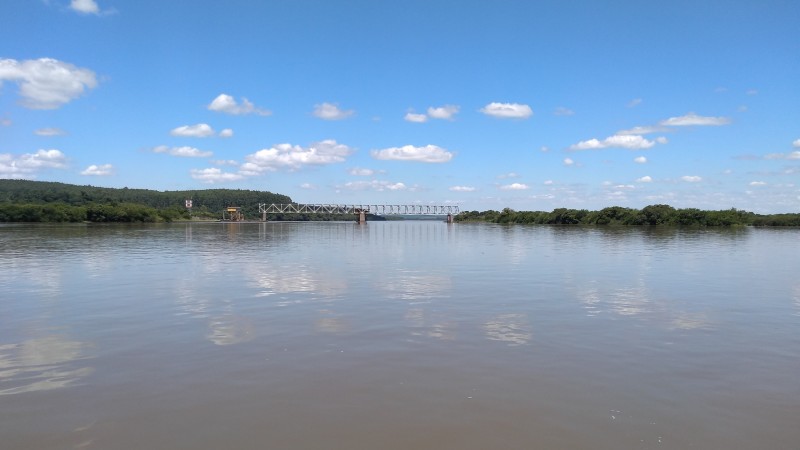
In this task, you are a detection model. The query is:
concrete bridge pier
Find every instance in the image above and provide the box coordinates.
[446,214,453,223]
[356,209,367,224]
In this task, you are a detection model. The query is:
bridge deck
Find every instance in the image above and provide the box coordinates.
[258,203,459,215]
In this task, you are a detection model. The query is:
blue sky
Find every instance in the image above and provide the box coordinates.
[1,0,798,213]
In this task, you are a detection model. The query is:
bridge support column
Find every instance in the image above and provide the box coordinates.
[446,214,453,224]
[357,210,367,224]
[262,211,267,222]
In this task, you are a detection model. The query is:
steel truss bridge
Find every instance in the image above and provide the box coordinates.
[258,203,460,216]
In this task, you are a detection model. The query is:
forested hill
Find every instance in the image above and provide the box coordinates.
[0,179,291,221]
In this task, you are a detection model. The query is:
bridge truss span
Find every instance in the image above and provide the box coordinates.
[258,203,460,216]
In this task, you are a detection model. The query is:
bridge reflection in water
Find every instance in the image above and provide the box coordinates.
[258,203,460,223]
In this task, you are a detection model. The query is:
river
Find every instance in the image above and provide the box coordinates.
[1,221,798,449]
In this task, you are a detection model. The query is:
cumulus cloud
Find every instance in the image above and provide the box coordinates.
[70,0,100,14]
[480,102,533,119]
[617,125,668,136]
[339,180,407,191]
[749,181,767,186]
[170,123,215,138]
[313,102,354,120]
[404,112,427,123]
[211,159,238,166]
[636,176,653,183]
[563,157,575,166]
[153,145,213,158]
[634,156,647,164]
[0,149,68,178]
[659,113,731,126]
[207,94,270,116]
[80,163,113,176]
[793,139,800,148]
[348,167,382,176]
[371,144,453,163]
[427,105,459,120]
[449,186,476,192]
[242,139,354,172]
[190,168,244,183]
[219,128,233,138]
[0,58,98,109]
[682,175,703,182]
[34,127,67,136]
[499,183,529,190]
[570,134,665,151]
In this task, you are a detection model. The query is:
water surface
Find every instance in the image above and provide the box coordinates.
[1,222,798,449]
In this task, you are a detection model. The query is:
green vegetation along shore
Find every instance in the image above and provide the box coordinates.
[2,180,798,225]
[455,205,800,226]
[0,179,289,223]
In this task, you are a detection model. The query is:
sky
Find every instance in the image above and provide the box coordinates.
[1,0,798,213]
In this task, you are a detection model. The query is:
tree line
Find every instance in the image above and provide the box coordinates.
[455,205,800,226]
[0,179,291,223]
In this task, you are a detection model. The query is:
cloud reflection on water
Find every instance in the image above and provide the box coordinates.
[207,314,256,346]
[0,336,93,395]
[483,313,532,346]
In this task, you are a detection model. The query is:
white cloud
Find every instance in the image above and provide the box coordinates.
[636,176,653,183]
[682,175,703,182]
[153,145,213,158]
[371,144,453,163]
[765,151,800,160]
[207,94,270,116]
[499,183,529,190]
[339,180,408,191]
[749,181,767,186]
[80,163,113,176]
[219,128,233,138]
[170,123,215,138]
[190,168,244,184]
[404,112,427,123]
[570,134,663,150]
[449,186,476,192]
[793,139,800,148]
[211,159,238,166]
[313,102,354,120]
[348,167,379,176]
[300,183,316,190]
[70,0,99,14]
[617,126,668,135]
[0,58,98,109]
[34,127,66,136]
[634,156,647,164]
[659,113,731,126]
[244,139,354,172]
[563,157,575,166]
[543,180,553,185]
[627,98,643,108]
[553,106,574,116]
[480,102,533,119]
[427,105,459,120]
[0,149,68,178]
